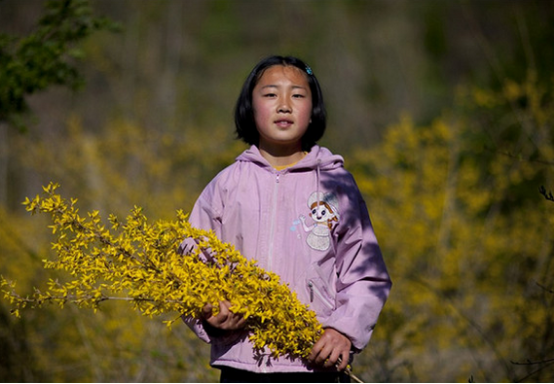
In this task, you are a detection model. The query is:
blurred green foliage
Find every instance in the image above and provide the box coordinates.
[0,0,117,131]
[1,0,553,382]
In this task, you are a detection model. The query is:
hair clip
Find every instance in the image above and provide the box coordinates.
[305,65,313,75]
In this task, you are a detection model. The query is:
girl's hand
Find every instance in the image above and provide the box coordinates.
[308,328,351,371]
[201,300,246,331]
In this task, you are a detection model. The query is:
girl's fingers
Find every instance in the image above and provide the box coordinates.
[201,303,213,319]
[202,300,246,330]
[217,301,247,330]
[308,328,351,370]
[333,352,348,371]
[310,342,332,365]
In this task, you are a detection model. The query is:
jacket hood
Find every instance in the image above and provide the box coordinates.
[236,145,344,172]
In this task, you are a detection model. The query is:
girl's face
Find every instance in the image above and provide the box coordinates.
[252,65,312,153]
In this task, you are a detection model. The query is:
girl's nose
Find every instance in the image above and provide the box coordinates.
[277,100,291,113]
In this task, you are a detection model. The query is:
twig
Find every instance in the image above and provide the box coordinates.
[539,186,554,203]
[337,356,365,383]
[511,357,554,366]
[512,359,554,383]
[345,367,364,383]
[535,280,554,294]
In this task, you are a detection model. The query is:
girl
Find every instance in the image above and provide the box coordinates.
[182,56,391,383]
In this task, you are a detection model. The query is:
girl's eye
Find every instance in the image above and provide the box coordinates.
[292,94,305,98]
[263,93,276,98]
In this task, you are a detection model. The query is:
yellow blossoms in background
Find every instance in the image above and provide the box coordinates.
[0,183,322,359]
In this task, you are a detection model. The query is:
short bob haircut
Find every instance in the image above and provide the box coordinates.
[234,55,326,152]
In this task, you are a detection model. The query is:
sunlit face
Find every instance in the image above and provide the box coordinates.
[252,65,313,152]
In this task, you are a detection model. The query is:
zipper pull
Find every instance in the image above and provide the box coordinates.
[308,281,314,302]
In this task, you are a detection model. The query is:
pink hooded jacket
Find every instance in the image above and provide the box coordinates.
[183,145,391,373]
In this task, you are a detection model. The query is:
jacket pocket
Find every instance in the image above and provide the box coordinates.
[306,278,335,318]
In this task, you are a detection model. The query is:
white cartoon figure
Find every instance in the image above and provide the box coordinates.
[300,192,340,251]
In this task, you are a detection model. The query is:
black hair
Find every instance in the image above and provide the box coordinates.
[234,55,326,151]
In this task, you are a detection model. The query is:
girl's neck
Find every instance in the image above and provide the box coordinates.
[258,143,305,168]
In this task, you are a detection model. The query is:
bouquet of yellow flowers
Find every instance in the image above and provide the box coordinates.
[1,183,322,359]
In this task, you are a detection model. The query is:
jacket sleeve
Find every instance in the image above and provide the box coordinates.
[179,179,224,344]
[323,178,392,351]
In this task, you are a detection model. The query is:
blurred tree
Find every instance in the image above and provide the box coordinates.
[0,0,117,130]
[348,70,554,382]
[0,0,118,210]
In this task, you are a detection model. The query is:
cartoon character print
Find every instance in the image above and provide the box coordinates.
[299,191,340,251]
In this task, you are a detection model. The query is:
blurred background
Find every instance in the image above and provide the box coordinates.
[1,0,553,381]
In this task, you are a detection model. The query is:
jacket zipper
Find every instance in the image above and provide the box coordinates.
[267,173,280,272]
[308,280,334,310]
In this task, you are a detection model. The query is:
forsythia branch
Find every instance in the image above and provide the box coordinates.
[1,182,323,360]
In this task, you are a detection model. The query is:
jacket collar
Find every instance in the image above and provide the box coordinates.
[236,145,344,173]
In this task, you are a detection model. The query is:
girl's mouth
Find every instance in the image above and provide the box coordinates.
[275,119,293,128]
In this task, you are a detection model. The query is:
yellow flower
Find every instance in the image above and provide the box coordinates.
[2,183,323,359]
